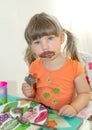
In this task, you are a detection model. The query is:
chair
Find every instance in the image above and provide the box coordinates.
[77,51,92,119]
[79,51,92,90]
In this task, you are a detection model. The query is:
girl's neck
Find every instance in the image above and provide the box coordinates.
[42,52,67,71]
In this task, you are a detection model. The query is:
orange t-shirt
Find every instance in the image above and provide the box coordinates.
[29,58,84,111]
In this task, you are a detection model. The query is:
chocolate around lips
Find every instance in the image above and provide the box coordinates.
[24,74,36,86]
[39,51,55,58]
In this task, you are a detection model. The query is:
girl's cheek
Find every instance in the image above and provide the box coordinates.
[50,42,59,49]
[33,47,42,55]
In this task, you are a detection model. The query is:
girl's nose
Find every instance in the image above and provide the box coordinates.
[41,41,49,50]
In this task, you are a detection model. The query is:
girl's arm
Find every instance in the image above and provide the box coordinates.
[70,74,90,112]
[59,74,90,117]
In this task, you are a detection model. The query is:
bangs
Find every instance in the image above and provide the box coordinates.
[25,13,62,44]
[31,21,60,40]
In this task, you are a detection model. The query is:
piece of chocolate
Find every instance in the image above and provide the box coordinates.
[88,115,92,121]
[17,116,29,124]
[10,107,23,118]
[24,74,36,86]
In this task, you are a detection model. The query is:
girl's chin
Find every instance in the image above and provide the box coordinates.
[42,55,57,61]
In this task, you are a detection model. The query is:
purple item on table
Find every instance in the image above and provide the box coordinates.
[0,113,10,123]
[0,81,7,105]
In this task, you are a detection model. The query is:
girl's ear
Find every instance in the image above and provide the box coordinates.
[61,33,65,44]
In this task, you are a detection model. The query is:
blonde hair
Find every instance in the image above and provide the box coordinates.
[24,12,79,66]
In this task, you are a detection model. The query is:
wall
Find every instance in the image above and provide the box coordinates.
[0,0,92,97]
[0,0,59,97]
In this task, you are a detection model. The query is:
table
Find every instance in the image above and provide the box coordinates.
[7,95,92,130]
[7,82,92,130]
[0,92,91,130]
[0,95,91,130]
[79,120,92,130]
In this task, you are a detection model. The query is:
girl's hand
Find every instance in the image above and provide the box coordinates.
[58,105,77,117]
[22,83,35,98]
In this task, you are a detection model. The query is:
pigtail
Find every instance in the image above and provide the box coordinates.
[64,29,79,61]
[24,46,37,66]
[24,21,37,66]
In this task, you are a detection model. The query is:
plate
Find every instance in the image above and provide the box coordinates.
[0,100,48,130]
[0,99,83,130]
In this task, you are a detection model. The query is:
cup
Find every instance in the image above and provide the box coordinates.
[0,81,7,105]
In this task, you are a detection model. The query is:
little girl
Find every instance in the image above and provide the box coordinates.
[22,12,90,117]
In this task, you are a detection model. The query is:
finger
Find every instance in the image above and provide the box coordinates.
[59,106,73,117]
[60,109,70,116]
[22,83,31,90]
[64,110,74,117]
[59,107,66,115]
[23,90,31,96]
[63,108,77,117]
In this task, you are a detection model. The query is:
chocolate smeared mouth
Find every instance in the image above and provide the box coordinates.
[39,51,55,58]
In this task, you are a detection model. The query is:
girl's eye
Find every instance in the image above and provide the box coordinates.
[33,41,40,45]
[48,36,54,41]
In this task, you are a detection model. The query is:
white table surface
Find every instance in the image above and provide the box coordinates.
[79,120,92,130]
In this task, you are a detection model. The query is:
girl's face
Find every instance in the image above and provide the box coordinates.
[31,34,64,60]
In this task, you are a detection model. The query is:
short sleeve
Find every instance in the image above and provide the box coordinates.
[28,59,41,78]
[29,62,34,74]
[73,61,85,78]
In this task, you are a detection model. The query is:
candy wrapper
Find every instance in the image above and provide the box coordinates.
[24,74,36,86]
